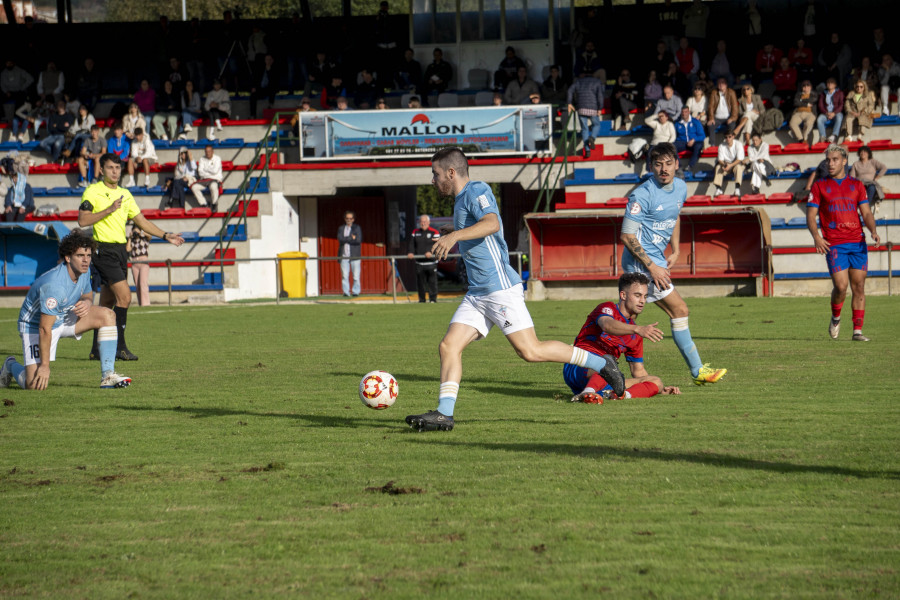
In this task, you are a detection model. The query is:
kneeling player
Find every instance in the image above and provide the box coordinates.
[0,230,131,390]
[564,273,680,403]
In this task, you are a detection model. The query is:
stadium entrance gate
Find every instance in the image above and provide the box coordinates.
[317,197,390,295]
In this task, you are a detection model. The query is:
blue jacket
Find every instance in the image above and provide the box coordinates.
[674,117,705,144]
[5,182,34,213]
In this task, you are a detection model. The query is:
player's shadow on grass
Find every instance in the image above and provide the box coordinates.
[329,371,548,390]
[417,440,900,480]
[113,405,392,429]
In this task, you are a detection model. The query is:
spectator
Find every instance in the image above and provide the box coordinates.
[745,0,763,58]
[152,80,181,141]
[655,0,681,55]
[789,80,817,145]
[184,18,207,93]
[249,54,278,117]
[707,77,739,145]
[168,148,198,208]
[851,57,880,99]
[495,46,525,90]
[63,104,95,159]
[408,95,422,109]
[320,74,347,110]
[373,1,399,86]
[612,69,639,130]
[674,105,705,172]
[204,79,231,140]
[503,66,540,105]
[844,80,877,143]
[849,145,888,204]
[655,84,683,119]
[744,131,775,194]
[338,210,362,297]
[216,10,242,92]
[675,37,700,83]
[1,60,35,123]
[734,84,765,145]
[305,51,335,98]
[772,57,797,108]
[491,92,503,106]
[246,25,269,77]
[75,57,101,111]
[335,96,352,111]
[354,68,379,109]
[686,83,708,123]
[694,69,712,94]
[133,79,156,121]
[3,171,34,222]
[191,145,223,210]
[406,213,440,303]
[865,27,894,69]
[661,61,689,100]
[754,42,782,86]
[708,40,733,86]
[165,56,188,92]
[76,125,104,188]
[574,41,602,79]
[127,224,151,307]
[540,65,568,106]
[291,97,316,137]
[36,61,64,104]
[106,124,130,163]
[651,41,674,82]
[713,128,745,197]
[12,96,43,143]
[788,39,814,81]
[122,103,146,140]
[644,70,662,113]
[423,48,452,103]
[179,80,202,140]
[877,54,900,116]
[817,77,844,143]
[566,73,605,158]
[126,128,157,189]
[644,110,676,171]
[528,93,542,105]
[395,48,422,92]
[63,92,81,119]
[375,97,388,110]
[817,33,852,87]
[682,0,710,53]
[39,101,74,165]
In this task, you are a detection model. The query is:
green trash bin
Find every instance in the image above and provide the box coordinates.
[278,251,308,297]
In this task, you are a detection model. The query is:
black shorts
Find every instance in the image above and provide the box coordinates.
[93,242,129,286]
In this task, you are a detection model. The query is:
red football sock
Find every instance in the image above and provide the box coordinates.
[627,381,662,398]
[586,373,607,391]
[852,309,864,331]
[831,302,843,319]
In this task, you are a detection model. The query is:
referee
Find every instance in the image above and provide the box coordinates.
[78,153,185,360]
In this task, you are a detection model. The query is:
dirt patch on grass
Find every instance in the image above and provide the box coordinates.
[364,480,425,495]
[242,462,285,473]
[3,399,14,406]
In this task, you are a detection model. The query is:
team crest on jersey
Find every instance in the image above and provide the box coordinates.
[601,306,614,316]
[630,203,641,215]
[45,297,58,310]
[477,194,490,209]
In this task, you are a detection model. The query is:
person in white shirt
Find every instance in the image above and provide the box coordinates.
[191,145,223,209]
[203,79,232,140]
[743,131,774,193]
[125,127,157,188]
[643,110,676,172]
[713,128,745,196]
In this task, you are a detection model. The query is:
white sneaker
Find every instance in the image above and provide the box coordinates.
[160,134,168,141]
[0,356,15,387]
[184,123,193,133]
[714,187,723,196]
[846,135,854,142]
[207,129,216,141]
[100,372,132,389]
[125,176,136,188]
[733,187,741,197]
[215,119,223,130]
[827,135,836,143]
[177,132,187,140]
[829,317,840,339]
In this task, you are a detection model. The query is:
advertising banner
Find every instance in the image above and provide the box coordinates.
[298,105,552,161]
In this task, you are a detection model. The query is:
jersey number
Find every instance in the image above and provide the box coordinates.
[28,344,40,360]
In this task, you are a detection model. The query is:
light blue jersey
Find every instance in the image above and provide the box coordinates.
[18,263,91,335]
[621,176,686,272]
[454,180,521,296]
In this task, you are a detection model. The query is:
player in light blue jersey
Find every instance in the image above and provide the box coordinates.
[620,142,726,386]
[0,230,131,391]
[405,147,625,431]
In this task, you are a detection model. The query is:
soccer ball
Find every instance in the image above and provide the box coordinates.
[359,370,398,410]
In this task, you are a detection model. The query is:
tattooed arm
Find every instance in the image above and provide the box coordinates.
[621,230,671,290]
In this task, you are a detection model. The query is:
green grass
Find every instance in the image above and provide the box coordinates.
[1,297,899,598]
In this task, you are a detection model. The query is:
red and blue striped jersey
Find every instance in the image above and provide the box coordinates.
[573,301,644,363]
[808,176,868,245]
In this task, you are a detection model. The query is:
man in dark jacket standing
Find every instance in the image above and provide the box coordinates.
[406,214,440,303]
[338,210,362,297]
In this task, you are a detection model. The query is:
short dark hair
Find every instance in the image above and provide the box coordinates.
[618,272,650,292]
[58,228,96,259]
[134,127,143,136]
[431,147,469,177]
[99,153,121,169]
[858,145,873,159]
[649,142,677,164]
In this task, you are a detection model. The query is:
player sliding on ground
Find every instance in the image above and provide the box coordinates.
[566,273,681,403]
[405,147,625,432]
[0,229,131,391]
[620,142,726,386]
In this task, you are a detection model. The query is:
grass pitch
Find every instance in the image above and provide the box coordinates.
[1,296,898,598]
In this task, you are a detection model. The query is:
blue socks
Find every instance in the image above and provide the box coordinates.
[571,347,611,375]
[671,317,702,377]
[10,361,26,388]
[98,326,118,375]
[437,381,460,417]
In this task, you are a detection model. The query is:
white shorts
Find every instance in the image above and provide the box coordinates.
[20,313,81,366]
[646,278,676,303]
[450,283,534,339]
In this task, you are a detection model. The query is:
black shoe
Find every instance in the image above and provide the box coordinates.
[598,353,625,396]
[88,350,100,361]
[116,349,139,361]
[405,410,454,432]
[588,136,595,150]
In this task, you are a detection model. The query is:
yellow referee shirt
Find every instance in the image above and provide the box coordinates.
[79,182,141,244]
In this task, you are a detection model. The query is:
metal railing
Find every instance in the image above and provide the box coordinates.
[533,109,577,213]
